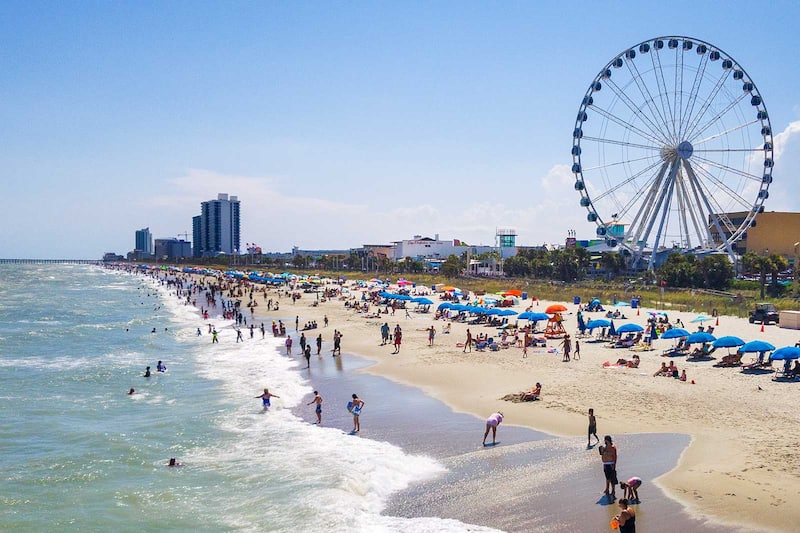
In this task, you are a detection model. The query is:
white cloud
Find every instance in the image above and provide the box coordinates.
[140,165,596,252]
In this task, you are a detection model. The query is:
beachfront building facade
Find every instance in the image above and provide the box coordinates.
[154,238,192,260]
[135,227,153,256]
[710,211,800,259]
[192,193,241,257]
[389,234,515,261]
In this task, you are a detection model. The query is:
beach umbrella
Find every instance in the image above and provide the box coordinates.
[498,309,518,316]
[660,328,689,351]
[451,304,470,312]
[503,290,522,297]
[412,297,433,305]
[440,286,457,292]
[712,336,745,349]
[394,294,413,301]
[577,313,587,332]
[485,308,502,316]
[586,318,611,330]
[545,304,568,314]
[686,331,717,345]
[617,323,644,333]
[609,320,616,337]
[739,340,776,353]
[614,301,630,307]
[769,346,800,361]
[519,312,550,321]
[437,302,453,310]
[690,314,713,323]
[591,298,601,304]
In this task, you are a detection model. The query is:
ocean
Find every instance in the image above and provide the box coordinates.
[0,264,488,532]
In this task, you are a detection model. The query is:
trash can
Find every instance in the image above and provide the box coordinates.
[574,296,581,305]
[631,298,639,309]
[522,291,528,300]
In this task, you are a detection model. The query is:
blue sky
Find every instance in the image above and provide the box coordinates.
[3,1,800,258]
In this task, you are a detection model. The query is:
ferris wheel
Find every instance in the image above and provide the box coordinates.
[571,36,773,269]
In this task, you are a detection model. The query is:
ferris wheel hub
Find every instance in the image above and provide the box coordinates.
[677,141,694,160]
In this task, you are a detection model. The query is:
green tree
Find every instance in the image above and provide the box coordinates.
[441,255,462,277]
[768,254,789,297]
[502,255,531,277]
[741,252,770,299]
[600,252,626,279]
[697,255,734,290]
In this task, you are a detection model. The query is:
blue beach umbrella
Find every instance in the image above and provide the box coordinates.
[770,346,800,361]
[609,320,616,337]
[614,301,630,307]
[712,336,745,349]
[586,318,611,330]
[499,309,518,316]
[686,331,717,345]
[739,340,776,353]
[451,304,470,312]
[690,314,713,323]
[617,323,644,333]
[519,312,550,321]
[485,308,502,316]
[413,297,433,305]
[438,302,453,310]
[660,328,689,340]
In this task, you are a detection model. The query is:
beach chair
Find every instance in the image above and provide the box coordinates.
[475,341,488,351]
[713,352,742,367]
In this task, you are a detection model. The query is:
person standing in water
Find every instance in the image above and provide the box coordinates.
[587,408,599,447]
[211,329,219,343]
[600,435,618,500]
[316,333,322,355]
[255,388,280,411]
[349,393,364,433]
[483,411,503,446]
[307,390,323,424]
[143,366,151,378]
[304,344,311,368]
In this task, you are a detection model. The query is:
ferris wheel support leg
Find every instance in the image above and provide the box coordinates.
[683,160,736,260]
[647,161,680,271]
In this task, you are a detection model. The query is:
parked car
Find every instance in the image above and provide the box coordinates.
[749,303,779,325]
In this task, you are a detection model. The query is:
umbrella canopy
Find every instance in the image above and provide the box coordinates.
[770,346,800,361]
[586,318,611,330]
[617,323,644,333]
[739,340,776,353]
[503,290,522,297]
[660,328,690,340]
[686,331,717,345]
[609,320,616,337]
[451,304,470,312]
[590,298,601,304]
[545,304,568,314]
[437,302,453,310]
[440,286,457,292]
[690,314,713,323]
[614,301,630,307]
[412,297,433,305]
[485,308,503,316]
[712,336,745,349]
[394,294,413,301]
[519,312,550,321]
[498,309,518,316]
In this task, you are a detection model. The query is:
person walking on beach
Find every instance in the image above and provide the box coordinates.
[307,390,323,424]
[381,322,390,345]
[561,334,572,362]
[599,435,618,500]
[316,333,323,355]
[211,328,219,343]
[332,331,342,356]
[587,408,599,447]
[260,323,265,339]
[285,336,293,355]
[349,393,364,433]
[295,315,299,331]
[464,329,472,353]
[304,344,312,368]
[483,411,503,446]
[574,339,581,360]
[255,388,280,411]
[324,315,328,327]
[392,325,402,354]
[236,328,244,343]
[427,325,436,346]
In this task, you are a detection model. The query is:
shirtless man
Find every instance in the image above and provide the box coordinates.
[600,435,618,499]
[307,390,323,424]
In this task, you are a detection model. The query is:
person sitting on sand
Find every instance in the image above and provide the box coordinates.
[653,362,668,377]
[679,369,687,381]
[627,355,640,368]
[521,383,542,401]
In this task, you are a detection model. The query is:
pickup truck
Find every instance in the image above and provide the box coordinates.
[749,303,779,325]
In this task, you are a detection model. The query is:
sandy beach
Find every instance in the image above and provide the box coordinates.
[248,280,800,532]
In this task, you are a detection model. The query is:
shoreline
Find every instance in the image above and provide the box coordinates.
[184,272,798,531]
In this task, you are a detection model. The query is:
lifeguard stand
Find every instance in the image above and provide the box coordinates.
[544,312,567,338]
[496,228,517,259]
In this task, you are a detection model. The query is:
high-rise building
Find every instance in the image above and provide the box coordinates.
[135,227,153,255]
[192,193,241,257]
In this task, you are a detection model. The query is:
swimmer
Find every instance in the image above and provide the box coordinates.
[156,360,166,372]
[483,411,503,446]
[144,366,151,378]
[128,388,135,395]
[167,458,183,467]
[196,328,202,336]
[255,388,280,410]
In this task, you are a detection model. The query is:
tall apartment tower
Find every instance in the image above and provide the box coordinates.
[192,193,241,257]
[135,227,153,255]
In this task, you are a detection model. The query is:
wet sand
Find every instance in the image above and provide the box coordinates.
[289,349,739,532]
